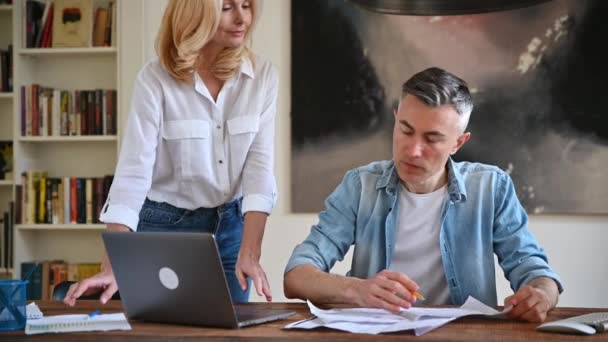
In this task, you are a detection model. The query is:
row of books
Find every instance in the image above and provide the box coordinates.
[15,171,113,225]
[0,202,15,272]
[20,85,117,136]
[25,0,116,48]
[0,45,13,93]
[21,260,101,300]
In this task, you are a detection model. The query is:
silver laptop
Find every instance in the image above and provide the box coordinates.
[102,232,295,328]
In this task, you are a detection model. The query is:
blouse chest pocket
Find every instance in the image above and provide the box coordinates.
[162,120,210,178]
[227,115,260,166]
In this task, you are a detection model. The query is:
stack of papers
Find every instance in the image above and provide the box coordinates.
[285,296,511,335]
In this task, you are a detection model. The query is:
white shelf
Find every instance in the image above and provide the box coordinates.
[0,92,13,99]
[18,47,117,56]
[0,180,13,186]
[17,224,106,231]
[0,4,12,11]
[18,135,118,142]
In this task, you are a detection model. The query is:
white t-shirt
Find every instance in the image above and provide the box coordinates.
[389,183,450,305]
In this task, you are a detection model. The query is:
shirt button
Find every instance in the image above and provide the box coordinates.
[216,125,221,129]
[219,160,223,164]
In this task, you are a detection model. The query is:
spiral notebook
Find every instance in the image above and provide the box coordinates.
[25,312,131,335]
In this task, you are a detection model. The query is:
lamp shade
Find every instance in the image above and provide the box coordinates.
[348,0,553,15]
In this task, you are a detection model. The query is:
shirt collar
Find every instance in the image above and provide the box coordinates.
[377,158,467,203]
[446,157,467,203]
[240,56,255,79]
[192,56,255,87]
[192,56,254,99]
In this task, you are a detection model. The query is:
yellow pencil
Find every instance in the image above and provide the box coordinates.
[413,291,425,301]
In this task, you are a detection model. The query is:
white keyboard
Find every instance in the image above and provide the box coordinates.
[537,312,608,335]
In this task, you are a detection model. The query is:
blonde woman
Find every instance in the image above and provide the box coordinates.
[64,0,277,305]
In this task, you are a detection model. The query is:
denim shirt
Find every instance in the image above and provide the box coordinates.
[285,159,563,306]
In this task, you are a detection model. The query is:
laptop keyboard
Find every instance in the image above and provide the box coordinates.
[234,306,296,327]
[235,306,266,322]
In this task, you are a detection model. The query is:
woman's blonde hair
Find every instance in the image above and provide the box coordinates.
[155,0,258,82]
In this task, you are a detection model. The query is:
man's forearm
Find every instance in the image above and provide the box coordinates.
[284,264,362,305]
[529,276,559,308]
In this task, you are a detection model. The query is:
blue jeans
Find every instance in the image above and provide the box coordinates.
[137,198,251,303]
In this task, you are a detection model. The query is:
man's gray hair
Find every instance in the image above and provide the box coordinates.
[402,67,473,131]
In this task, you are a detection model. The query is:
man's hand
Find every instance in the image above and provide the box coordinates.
[347,270,420,313]
[504,277,559,322]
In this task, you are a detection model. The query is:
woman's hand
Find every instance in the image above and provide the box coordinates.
[236,249,272,301]
[63,269,118,306]
[64,223,130,306]
[237,211,272,301]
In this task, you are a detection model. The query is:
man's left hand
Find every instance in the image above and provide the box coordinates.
[504,277,559,322]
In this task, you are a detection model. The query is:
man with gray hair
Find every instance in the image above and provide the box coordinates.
[284,67,562,322]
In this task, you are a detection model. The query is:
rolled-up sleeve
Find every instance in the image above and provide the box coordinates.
[99,65,162,231]
[285,170,361,274]
[241,63,279,215]
[493,173,564,293]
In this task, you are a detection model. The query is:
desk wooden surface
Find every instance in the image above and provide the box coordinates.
[3,301,608,341]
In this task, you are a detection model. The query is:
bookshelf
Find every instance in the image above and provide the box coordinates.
[0,1,14,279]
[18,135,117,142]
[17,46,117,56]
[5,0,122,278]
[18,223,105,230]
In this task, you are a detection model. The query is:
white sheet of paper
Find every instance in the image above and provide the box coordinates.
[285,296,512,335]
[26,302,44,319]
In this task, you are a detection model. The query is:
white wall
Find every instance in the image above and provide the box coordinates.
[138,0,608,307]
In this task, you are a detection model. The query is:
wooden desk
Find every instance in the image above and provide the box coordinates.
[2,301,607,341]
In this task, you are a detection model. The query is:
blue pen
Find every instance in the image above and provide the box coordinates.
[88,310,101,319]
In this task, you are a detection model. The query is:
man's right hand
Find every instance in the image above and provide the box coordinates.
[63,270,118,306]
[347,270,420,313]
[63,223,131,306]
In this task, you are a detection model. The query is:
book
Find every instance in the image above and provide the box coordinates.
[104,1,113,46]
[40,3,54,48]
[52,0,93,48]
[3,211,11,269]
[25,0,45,48]
[38,174,47,223]
[21,262,43,300]
[92,7,107,47]
[0,141,13,180]
[85,178,92,223]
[34,0,50,48]
[0,214,4,270]
[26,170,47,224]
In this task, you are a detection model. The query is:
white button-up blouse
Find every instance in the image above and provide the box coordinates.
[100,55,278,230]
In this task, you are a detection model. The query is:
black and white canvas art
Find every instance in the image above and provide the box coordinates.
[291,0,608,214]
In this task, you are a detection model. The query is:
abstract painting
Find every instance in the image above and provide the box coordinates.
[291,0,608,214]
